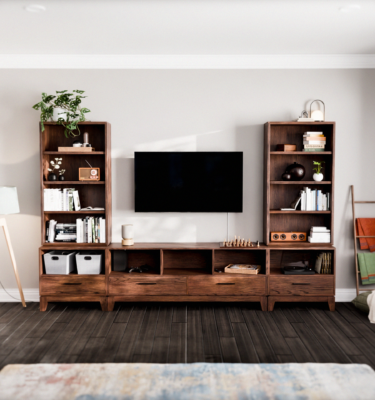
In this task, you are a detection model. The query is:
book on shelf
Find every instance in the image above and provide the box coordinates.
[303,131,326,152]
[76,217,106,243]
[282,188,330,211]
[308,226,331,243]
[315,252,332,274]
[80,207,105,211]
[44,188,81,211]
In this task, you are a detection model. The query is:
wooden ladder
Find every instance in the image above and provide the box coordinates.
[351,185,375,296]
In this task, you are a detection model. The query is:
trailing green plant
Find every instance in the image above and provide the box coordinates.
[313,160,325,174]
[32,90,90,138]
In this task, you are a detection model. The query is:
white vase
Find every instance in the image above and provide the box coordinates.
[313,173,323,181]
[52,107,67,121]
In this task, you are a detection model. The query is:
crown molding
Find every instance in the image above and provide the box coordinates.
[1,54,375,69]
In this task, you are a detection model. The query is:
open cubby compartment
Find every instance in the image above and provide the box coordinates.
[270,183,332,210]
[268,123,334,152]
[213,249,266,274]
[43,213,106,245]
[270,249,335,275]
[270,154,333,182]
[162,250,212,275]
[43,183,105,210]
[111,249,161,275]
[40,248,106,275]
[269,213,332,243]
[42,123,107,152]
[43,154,105,182]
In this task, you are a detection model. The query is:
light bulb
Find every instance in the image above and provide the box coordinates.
[311,109,324,121]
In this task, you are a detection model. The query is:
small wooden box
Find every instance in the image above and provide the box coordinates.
[79,168,100,181]
[276,144,297,152]
[224,264,261,275]
[58,147,94,153]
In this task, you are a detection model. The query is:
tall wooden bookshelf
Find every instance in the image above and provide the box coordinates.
[264,122,336,310]
[39,122,111,311]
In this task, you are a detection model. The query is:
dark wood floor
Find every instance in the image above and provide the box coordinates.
[0,301,374,370]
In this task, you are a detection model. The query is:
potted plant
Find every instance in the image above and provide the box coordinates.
[312,161,325,181]
[32,90,90,138]
[47,158,63,181]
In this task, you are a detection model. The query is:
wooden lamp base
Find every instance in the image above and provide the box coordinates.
[122,238,134,246]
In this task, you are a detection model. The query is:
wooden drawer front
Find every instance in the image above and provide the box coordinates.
[40,275,106,295]
[269,276,334,296]
[109,276,187,296]
[187,276,266,296]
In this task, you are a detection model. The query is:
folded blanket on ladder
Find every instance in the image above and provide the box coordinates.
[358,253,375,285]
[356,218,375,252]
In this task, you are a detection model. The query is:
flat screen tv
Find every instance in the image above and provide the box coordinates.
[135,152,243,212]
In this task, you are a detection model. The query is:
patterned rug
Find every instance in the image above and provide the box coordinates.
[0,363,374,400]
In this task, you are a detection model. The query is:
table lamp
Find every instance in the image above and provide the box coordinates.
[310,99,325,121]
[0,187,26,307]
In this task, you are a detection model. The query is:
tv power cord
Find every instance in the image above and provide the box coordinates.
[0,280,31,303]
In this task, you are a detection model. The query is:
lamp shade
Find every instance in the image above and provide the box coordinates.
[0,186,20,215]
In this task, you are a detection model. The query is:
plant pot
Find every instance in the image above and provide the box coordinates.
[52,107,67,121]
[58,175,65,181]
[48,173,57,181]
[313,173,324,182]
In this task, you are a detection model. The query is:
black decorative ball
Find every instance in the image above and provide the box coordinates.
[48,173,57,181]
[282,172,292,181]
[285,162,305,181]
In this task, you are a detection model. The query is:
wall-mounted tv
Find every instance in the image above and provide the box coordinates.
[135,152,243,212]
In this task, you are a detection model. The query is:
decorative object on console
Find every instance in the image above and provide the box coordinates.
[281,172,292,181]
[58,168,66,181]
[225,264,261,275]
[308,226,331,243]
[280,193,302,211]
[276,144,296,152]
[0,186,26,307]
[122,224,134,246]
[303,131,326,152]
[73,140,83,147]
[310,99,325,121]
[32,90,91,137]
[79,160,100,181]
[271,232,307,242]
[221,236,255,248]
[313,160,325,181]
[297,110,314,122]
[58,146,94,153]
[284,162,305,181]
[282,261,315,275]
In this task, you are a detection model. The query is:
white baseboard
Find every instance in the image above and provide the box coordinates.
[0,289,40,302]
[0,288,357,303]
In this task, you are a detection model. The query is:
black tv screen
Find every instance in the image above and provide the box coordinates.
[135,152,243,212]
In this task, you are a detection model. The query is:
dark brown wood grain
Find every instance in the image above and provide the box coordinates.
[269,276,334,296]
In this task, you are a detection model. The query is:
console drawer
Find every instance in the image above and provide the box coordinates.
[109,275,187,295]
[187,276,266,296]
[40,275,106,295]
[269,276,334,296]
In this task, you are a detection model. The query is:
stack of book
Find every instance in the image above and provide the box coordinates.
[315,252,332,274]
[281,187,330,211]
[303,131,326,152]
[76,217,106,243]
[44,188,81,211]
[308,226,331,243]
[55,223,77,242]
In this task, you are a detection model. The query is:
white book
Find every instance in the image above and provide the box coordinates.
[311,226,330,232]
[316,190,322,211]
[311,189,316,211]
[44,189,49,211]
[304,144,325,148]
[73,191,81,211]
[308,236,331,243]
[304,131,323,135]
[48,219,57,243]
[305,187,311,211]
[76,219,81,243]
[327,193,330,211]
[310,232,331,239]
[303,141,326,145]
[100,218,106,243]
[88,218,92,243]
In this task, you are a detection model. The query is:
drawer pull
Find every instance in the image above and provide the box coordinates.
[292,283,311,286]
[137,283,157,285]
[216,283,235,285]
[63,283,82,286]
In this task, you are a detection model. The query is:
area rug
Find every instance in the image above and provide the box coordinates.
[0,363,374,400]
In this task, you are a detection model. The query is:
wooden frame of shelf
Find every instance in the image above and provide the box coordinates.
[39,122,112,311]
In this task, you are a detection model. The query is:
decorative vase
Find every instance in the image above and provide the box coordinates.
[48,173,57,181]
[52,107,67,121]
[58,175,65,181]
[313,173,323,182]
[282,172,292,181]
[285,162,305,181]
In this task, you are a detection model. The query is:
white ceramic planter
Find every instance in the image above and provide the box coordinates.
[313,173,323,181]
[52,107,67,121]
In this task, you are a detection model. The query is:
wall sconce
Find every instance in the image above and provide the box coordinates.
[310,100,325,121]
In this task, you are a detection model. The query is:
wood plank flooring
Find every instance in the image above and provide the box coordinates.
[0,302,374,370]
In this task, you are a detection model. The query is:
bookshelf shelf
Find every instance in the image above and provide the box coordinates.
[270,181,332,185]
[44,151,105,155]
[269,210,331,214]
[43,181,105,185]
[270,151,332,155]
[43,210,105,214]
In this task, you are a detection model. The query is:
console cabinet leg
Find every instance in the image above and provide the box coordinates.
[107,297,115,312]
[40,297,48,312]
[100,298,107,312]
[268,297,276,311]
[328,297,335,312]
[260,296,268,311]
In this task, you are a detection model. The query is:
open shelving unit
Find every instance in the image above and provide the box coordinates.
[39,122,111,311]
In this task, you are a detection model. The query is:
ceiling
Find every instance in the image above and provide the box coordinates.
[0,0,374,55]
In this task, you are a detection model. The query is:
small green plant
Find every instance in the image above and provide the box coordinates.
[313,160,325,174]
[32,90,90,138]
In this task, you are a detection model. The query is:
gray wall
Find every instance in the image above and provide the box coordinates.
[0,69,374,291]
